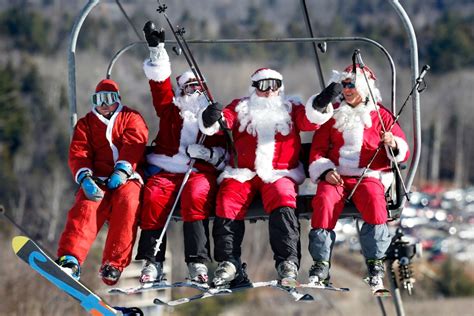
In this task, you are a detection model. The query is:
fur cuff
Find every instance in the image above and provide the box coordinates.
[198,107,221,135]
[385,136,409,163]
[143,45,171,82]
[305,94,334,125]
[309,158,336,183]
[217,166,256,184]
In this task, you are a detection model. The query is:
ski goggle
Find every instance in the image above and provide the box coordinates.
[252,79,282,92]
[183,81,202,95]
[91,91,120,107]
[341,81,356,89]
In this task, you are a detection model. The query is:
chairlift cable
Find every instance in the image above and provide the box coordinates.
[115,0,143,41]
[300,0,326,89]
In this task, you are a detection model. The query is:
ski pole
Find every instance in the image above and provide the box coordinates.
[151,2,223,255]
[152,133,205,256]
[157,1,237,166]
[354,50,408,200]
[0,205,50,253]
[346,59,430,201]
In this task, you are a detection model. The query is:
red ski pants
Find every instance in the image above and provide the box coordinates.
[57,180,141,270]
[311,176,387,229]
[216,176,297,220]
[140,172,217,229]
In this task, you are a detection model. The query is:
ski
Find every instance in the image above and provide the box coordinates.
[281,279,350,292]
[11,235,142,316]
[364,278,391,297]
[371,288,391,297]
[109,280,209,295]
[153,280,314,306]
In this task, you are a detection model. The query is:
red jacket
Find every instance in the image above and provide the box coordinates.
[202,97,321,184]
[308,101,409,187]
[146,78,226,174]
[69,104,148,182]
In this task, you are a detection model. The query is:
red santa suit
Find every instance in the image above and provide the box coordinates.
[199,67,333,277]
[308,75,409,230]
[199,72,332,219]
[140,60,225,228]
[136,43,226,265]
[57,103,148,270]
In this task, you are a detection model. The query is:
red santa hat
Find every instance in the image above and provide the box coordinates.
[249,68,285,95]
[329,63,381,103]
[95,78,120,93]
[176,70,198,88]
[250,68,283,82]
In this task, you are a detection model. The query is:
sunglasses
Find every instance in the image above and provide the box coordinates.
[91,91,119,107]
[341,81,356,89]
[252,79,282,92]
[183,81,202,95]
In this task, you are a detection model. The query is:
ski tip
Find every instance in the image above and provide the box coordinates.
[12,236,29,253]
[299,293,315,301]
[374,290,391,297]
[153,298,165,305]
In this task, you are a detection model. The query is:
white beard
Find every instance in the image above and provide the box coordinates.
[236,93,292,137]
[333,102,372,132]
[174,92,209,121]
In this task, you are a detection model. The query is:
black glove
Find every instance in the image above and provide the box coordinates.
[313,82,342,110]
[143,21,165,47]
[202,102,224,128]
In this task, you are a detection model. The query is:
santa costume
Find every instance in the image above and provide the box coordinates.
[135,41,226,278]
[57,79,148,280]
[307,64,409,274]
[199,68,332,281]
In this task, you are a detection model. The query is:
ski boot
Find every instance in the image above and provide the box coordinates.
[57,255,81,280]
[365,259,388,293]
[139,260,164,284]
[187,262,209,285]
[308,260,330,285]
[212,261,250,289]
[277,260,299,287]
[100,264,122,286]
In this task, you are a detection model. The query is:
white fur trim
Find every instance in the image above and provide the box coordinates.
[217,164,305,184]
[92,103,124,163]
[385,136,409,163]
[177,70,197,87]
[338,125,363,170]
[253,122,276,182]
[147,153,190,173]
[197,107,221,135]
[305,94,334,125]
[143,44,171,82]
[251,68,283,82]
[217,166,256,184]
[309,158,336,183]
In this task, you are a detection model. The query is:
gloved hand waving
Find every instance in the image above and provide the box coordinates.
[312,82,342,111]
[77,171,104,202]
[143,21,165,47]
[107,162,133,190]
